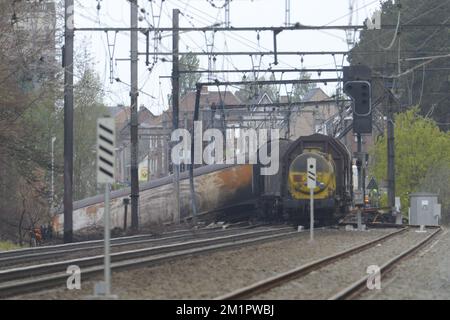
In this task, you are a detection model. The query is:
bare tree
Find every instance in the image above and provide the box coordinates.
[0,0,59,243]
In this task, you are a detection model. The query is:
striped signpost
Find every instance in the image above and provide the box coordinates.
[96,118,115,298]
[97,118,115,184]
[307,158,316,242]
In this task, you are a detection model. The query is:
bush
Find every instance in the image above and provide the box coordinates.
[0,241,22,251]
[370,107,450,222]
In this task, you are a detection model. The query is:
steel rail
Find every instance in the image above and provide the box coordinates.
[0,229,193,258]
[216,227,409,300]
[329,226,442,300]
[0,225,280,267]
[0,227,293,281]
[0,227,299,298]
[0,223,261,260]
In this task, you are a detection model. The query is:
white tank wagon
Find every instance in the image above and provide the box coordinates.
[52,164,255,235]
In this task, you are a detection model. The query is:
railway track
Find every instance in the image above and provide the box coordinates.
[0,223,270,268]
[330,226,442,300]
[217,226,442,300]
[0,225,298,298]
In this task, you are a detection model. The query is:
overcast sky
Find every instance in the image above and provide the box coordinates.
[74,0,382,114]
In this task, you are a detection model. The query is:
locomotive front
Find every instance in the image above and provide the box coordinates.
[258,134,351,225]
[280,134,352,225]
[287,150,336,201]
[284,149,338,224]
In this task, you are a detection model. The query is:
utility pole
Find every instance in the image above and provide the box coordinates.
[356,134,362,189]
[285,0,291,26]
[130,0,139,230]
[51,137,56,208]
[355,135,368,204]
[387,93,395,211]
[356,133,363,230]
[162,112,169,176]
[225,1,230,28]
[63,0,74,243]
[172,9,181,224]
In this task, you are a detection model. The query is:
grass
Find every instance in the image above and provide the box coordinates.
[0,241,22,251]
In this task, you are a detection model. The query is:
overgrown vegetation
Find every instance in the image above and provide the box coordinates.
[0,1,107,243]
[370,108,450,223]
[0,241,23,251]
[179,52,201,97]
[349,0,450,129]
[235,70,316,104]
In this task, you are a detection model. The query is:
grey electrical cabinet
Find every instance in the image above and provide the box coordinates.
[409,193,441,226]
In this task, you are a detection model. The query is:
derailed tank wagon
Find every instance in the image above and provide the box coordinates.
[53,164,256,234]
[53,134,353,235]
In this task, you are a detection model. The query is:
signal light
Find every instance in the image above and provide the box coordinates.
[343,80,372,116]
[343,65,373,134]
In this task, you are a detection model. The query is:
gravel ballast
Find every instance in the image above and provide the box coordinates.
[359,227,450,300]
[10,228,396,300]
[0,226,285,271]
[254,228,430,299]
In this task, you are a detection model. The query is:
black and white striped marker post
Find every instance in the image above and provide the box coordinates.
[96,118,115,298]
[97,118,115,184]
[307,158,316,242]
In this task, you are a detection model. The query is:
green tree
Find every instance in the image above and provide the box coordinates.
[179,52,201,97]
[292,70,317,101]
[267,73,279,101]
[235,74,278,104]
[72,66,108,200]
[235,71,316,104]
[370,107,450,220]
[349,0,450,129]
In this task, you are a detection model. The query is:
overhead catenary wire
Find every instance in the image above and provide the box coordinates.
[415,15,450,51]
[417,65,425,108]
[161,1,299,95]
[168,0,291,69]
[114,77,157,98]
[78,1,450,111]
[352,0,450,58]
[379,10,401,51]
[75,1,160,105]
[172,1,276,79]
[394,53,450,78]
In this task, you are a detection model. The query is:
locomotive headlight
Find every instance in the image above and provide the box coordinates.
[318,182,326,190]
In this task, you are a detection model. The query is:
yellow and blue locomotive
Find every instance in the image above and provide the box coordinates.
[259,134,353,225]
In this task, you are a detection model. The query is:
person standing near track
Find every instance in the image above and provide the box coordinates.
[29,228,37,247]
[34,227,42,246]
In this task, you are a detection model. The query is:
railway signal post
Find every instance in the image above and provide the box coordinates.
[307,158,316,242]
[95,118,117,299]
[354,190,364,231]
[343,65,373,231]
